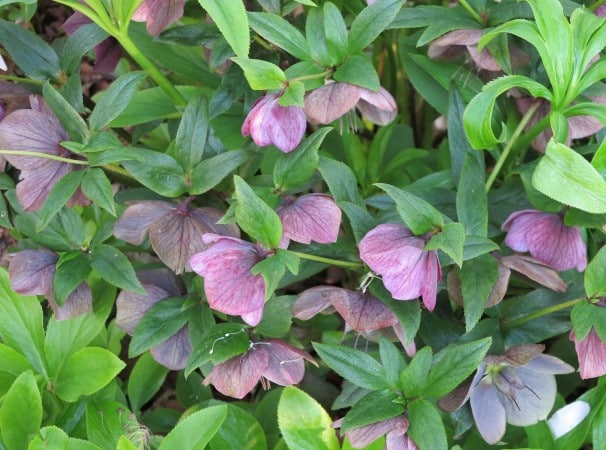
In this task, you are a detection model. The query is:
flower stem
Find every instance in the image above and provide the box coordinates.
[0,75,43,86]
[485,102,539,192]
[0,150,89,165]
[288,251,363,269]
[289,70,333,83]
[458,0,484,24]
[501,297,584,330]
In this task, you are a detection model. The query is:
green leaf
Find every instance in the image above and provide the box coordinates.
[318,156,365,207]
[277,81,305,107]
[55,347,125,402]
[460,254,499,332]
[90,244,145,294]
[255,295,295,338]
[42,82,88,143]
[0,371,42,450]
[456,155,487,236]
[234,175,282,248]
[375,183,444,235]
[248,12,310,60]
[53,251,91,305]
[313,342,389,390]
[323,2,348,63]
[424,337,491,398]
[128,353,169,412]
[425,222,466,267]
[28,426,102,450]
[189,150,248,195]
[209,405,268,450]
[122,150,188,198]
[532,141,606,214]
[570,301,595,341]
[278,386,339,450]
[86,400,134,449]
[158,405,228,450]
[252,250,299,300]
[81,168,116,215]
[129,297,189,358]
[407,399,447,450]
[231,58,286,90]
[174,96,210,169]
[274,128,331,191]
[379,338,407,387]
[399,346,432,397]
[341,389,404,433]
[339,201,376,243]
[89,72,146,131]
[448,88,482,183]
[306,7,335,66]
[0,344,31,376]
[585,246,606,299]
[333,55,380,91]
[198,0,249,58]
[36,170,86,232]
[348,0,404,53]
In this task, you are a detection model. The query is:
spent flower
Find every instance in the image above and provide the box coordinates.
[570,315,606,379]
[277,194,341,246]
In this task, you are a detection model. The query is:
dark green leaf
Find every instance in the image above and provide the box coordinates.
[425,222,466,267]
[348,0,404,53]
[190,150,248,195]
[90,244,145,294]
[53,251,91,305]
[209,405,268,450]
[457,156,487,236]
[198,0,249,58]
[128,353,169,412]
[248,12,310,60]
[585,246,606,299]
[407,399,447,450]
[175,96,210,169]
[318,156,365,207]
[399,347,432,397]
[333,55,380,91]
[36,170,86,232]
[306,7,335,66]
[122,150,188,198]
[341,390,404,433]
[448,88,482,183]
[81,168,116,215]
[460,254,499,332]
[42,82,88,143]
[339,201,375,243]
[323,2,348,63]
[255,295,295,338]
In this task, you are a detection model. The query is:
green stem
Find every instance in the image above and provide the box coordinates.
[253,35,275,52]
[502,297,584,330]
[590,0,606,11]
[485,102,539,192]
[458,0,484,24]
[0,75,43,86]
[288,251,363,269]
[289,70,333,83]
[514,114,550,153]
[102,163,133,179]
[0,150,88,165]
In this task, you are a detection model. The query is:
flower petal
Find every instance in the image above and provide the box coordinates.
[115,283,170,335]
[48,282,92,320]
[8,249,57,295]
[261,340,314,386]
[345,417,408,449]
[470,378,507,445]
[277,194,341,244]
[500,255,567,292]
[572,329,606,379]
[113,201,177,245]
[304,83,362,124]
[330,289,398,332]
[292,286,336,320]
[547,400,590,439]
[150,326,191,370]
[132,0,185,35]
[356,87,397,125]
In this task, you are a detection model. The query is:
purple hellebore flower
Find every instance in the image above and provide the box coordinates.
[189,234,270,326]
[132,0,185,36]
[63,12,122,74]
[571,328,606,379]
[116,269,191,370]
[0,96,90,211]
[333,416,418,450]
[597,4,606,16]
[8,249,92,320]
[202,339,315,399]
[277,193,341,247]
[359,224,441,311]
[113,197,239,274]
[304,82,397,127]
[502,209,587,272]
[294,286,416,356]
[241,94,307,153]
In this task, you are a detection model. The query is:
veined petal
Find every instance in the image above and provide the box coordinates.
[16,161,74,211]
[8,249,57,295]
[277,194,341,244]
[470,379,507,445]
[132,0,185,35]
[356,87,397,125]
[330,289,398,331]
[344,417,409,449]
[150,326,191,370]
[114,201,176,245]
[266,102,306,153]
[292,286,336,320]
[572,329,606,379]
[49,282,92,320]
[115,283,170,335]
[261,340,314,386]
[499,255,567,292]
[304,83,362,124]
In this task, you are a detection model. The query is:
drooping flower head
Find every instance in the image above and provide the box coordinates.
[359,224,441,311]
[241,94,307,153]
[0,96,90,211]
[502,209,587,272]
[132,0,185,36]
[189,234,270,326]
[203,339,315,399]
[115,269,191,370]
[332,416,418,450]
[113,197,239,274]
[570,300,606,379]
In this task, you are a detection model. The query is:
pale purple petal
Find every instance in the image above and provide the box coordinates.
[150,326,191,370]
[48,282,92,320]
[261,340,314,386]
[572,329,606,379]
[356,87,397,125]
[524,353,575,375]
[466,45,502,71]
[189,236,266,317]
[499,255,567,292]
[16,159,71,211]
[8,249,57,295]
[292,286,336,320]
[93,38,122,74]
[386,433,418,450]
[241,305,265,327]
[203,346,269,399]
[304,83,362,124]
[132,0,185,35]
[242,96,273,146]
[470,378,507,445]
[113,201,177,245]
[115,283,170,335]
[330,289,398,332]
[345,417,409,449]
[277,194,341,244]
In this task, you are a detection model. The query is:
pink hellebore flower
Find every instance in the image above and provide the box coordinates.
[132,0,185,36]
[333,416,418,450]
[277,194,341,246]
[502,209,587,272]
[241,94,307,153]
[359,224,441,311]
[203,339,315,399]
[571,328,606,379]
[189,234,270,326]
[0,96,90,211]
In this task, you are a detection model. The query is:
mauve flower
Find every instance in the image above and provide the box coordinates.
[333,416,418,450]
[132,0,185,36]
[571,328,606,379]
[241,94,307,153]
[439,344,574,445]
[203,339,315,399]
[8,249,92,320]
[359,224,441,311]
[189,234,270,326]
[113,197,239,274]
[0,81,30,169]
[502,209,587,272]
[63,12,122,73]
[597,5,606,16]
[115,269,191,370]
[277,194,341,246]
[0,96,90,211]
[304,82,397,126]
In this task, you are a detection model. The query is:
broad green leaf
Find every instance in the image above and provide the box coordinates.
[462,235,500,261]
[248,12,310,60]
[0,371,42,450]
[175,96,210,169]
[375,183,444,235]
[333,55,380,91]
[89,72,146,131]
[341,390,404,433]
[209,405,267,450]
[28,426,102,450]
[318,156,365,207]
[460,254,499,332]
[234,175,282,248]
[585,246,606,299]
[128,353,169,412]
[449,88,482,183]
[278,386,339,450]
[42,82,88,142]
[252,250,299,300]
[198,0,249,58]
[348,0,404,53]
[570,301,595,341]
[53,251,91,305]
[306,7,335,66]
[189,150,248,195]
[0,344,31,376]
[55,347,125,402]
[425,222,466,267]
[116,436,138,450]
[313,342,389,390]
[323,2,348,63]
[339,201,376,243]
[36,170,86,232]
[90,244,145,294]
[399,346,432,397]
[532,141,606,214]
[81,168,116,215]
[379,338,407,387]
[158,405,228,450]
[456,155,487,236]
[122,150,188,198]
[255,295,295,338]
[232,58,286,90]
[277,81,305,107]
[407,399,448,450]
[424,337,491,398]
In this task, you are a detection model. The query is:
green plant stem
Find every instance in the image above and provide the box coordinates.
[289,70,333,83]
[458,0,484,24]
[485,102,540,192]
[0,150,88,165]
[0,75,43,86]
[103,163,133,179]
[253,35,275,52]
[288,251,363,269]
[591,0,606,11]
[502,297,584,330]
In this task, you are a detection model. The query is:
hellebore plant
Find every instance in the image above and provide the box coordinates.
[333,416,418,450]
